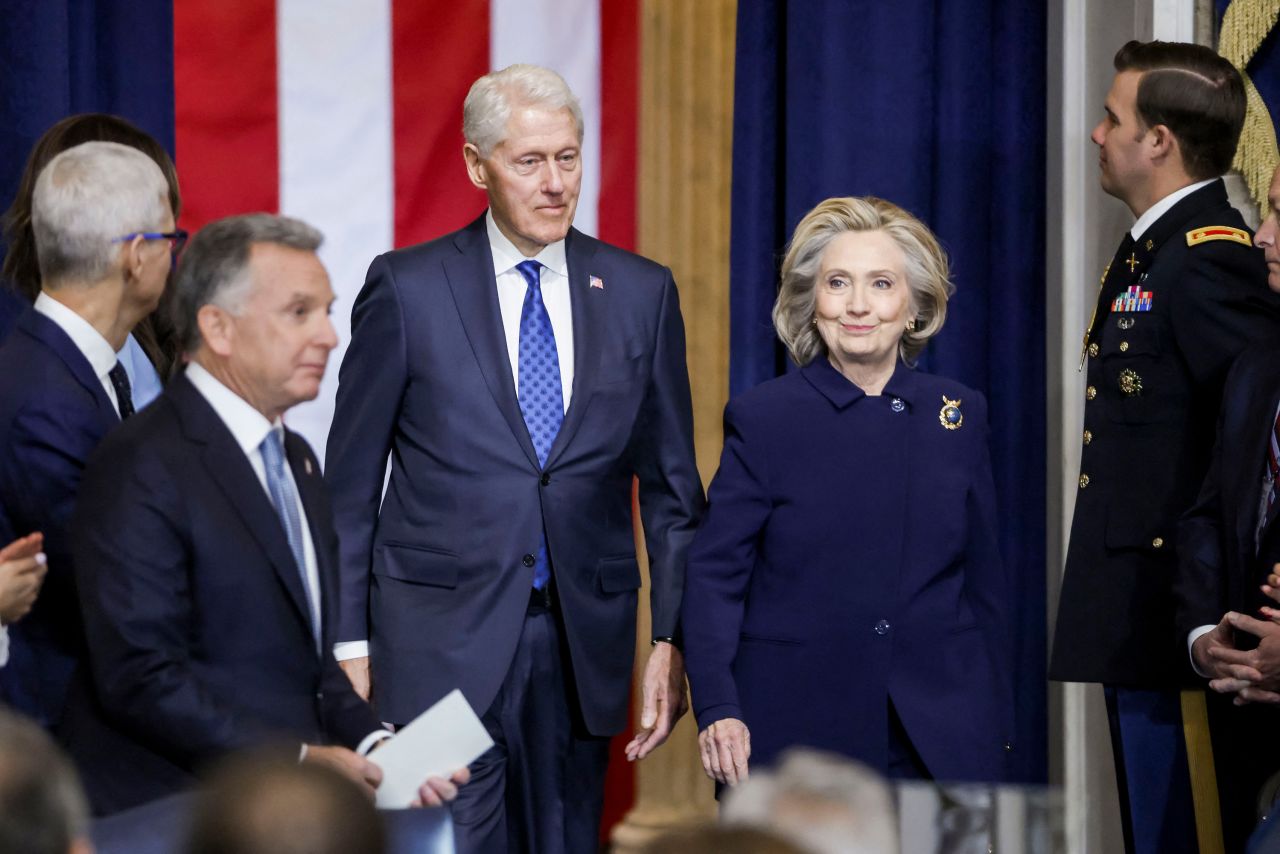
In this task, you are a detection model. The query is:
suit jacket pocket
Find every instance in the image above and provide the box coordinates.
[598,351,646,386]
[375,542,459,588]
[597,555,641,593]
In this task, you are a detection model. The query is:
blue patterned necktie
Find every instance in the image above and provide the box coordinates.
[516,259,563,590]
[260,430,320,649]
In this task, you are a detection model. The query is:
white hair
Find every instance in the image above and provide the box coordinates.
[31,140,171,286]
[463,64,584,157]
[722,749,900,854]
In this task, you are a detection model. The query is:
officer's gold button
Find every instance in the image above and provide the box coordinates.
[1152,537,1164,548]
[1079,474,1090,488]
[1088,342,1099,358]
[1119,341,1129,352]
[1083,430,1092,445]
[1086,386,1097,400]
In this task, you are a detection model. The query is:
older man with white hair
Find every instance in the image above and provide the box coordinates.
[0,140,176,731]
[326,64,705,852]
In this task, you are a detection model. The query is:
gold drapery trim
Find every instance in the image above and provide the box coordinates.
[1219,0,1280,220]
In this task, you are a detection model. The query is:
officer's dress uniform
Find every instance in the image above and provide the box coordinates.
[1051,177,1280,854]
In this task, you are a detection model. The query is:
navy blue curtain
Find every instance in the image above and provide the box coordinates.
[730,0,1047,782]
[0,0,174,233]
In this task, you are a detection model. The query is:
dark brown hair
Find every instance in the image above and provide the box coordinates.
[1114,40,1246,180]
[1,113,182,376]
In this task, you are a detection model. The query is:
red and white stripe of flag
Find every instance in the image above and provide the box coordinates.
[174,0,638,459]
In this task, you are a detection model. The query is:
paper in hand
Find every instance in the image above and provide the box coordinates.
[370,689,493,809]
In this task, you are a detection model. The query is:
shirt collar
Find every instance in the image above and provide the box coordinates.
[486,210,568,278]
[33,292,119,381]
[184,361,281,457]
[1130,177,1217,241]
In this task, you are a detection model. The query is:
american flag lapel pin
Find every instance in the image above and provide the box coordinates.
[590,275,604,290]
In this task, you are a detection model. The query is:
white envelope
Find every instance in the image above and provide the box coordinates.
[370,689,494,809]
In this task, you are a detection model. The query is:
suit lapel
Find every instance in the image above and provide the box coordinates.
[22,310,119,429]
[171,375,316,638]
[285,431,330,645]
[1246,374,1280,555]
[545,228,604,468]
[443,217,540,469]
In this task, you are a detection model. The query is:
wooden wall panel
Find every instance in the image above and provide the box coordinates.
[612,0,736,848]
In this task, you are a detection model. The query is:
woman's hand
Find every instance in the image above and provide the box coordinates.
[698,717,750,786]
[0,533,45,625]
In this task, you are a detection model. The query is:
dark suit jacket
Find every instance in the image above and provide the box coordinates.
[1051,179,1280,687]
[326,213,705,734]
[682,360,1014,782]
[64,373,381,815]
[1176,345,1280,638]
[0,308,121,725]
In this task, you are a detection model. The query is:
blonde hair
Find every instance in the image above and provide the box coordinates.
[773,196,953,366]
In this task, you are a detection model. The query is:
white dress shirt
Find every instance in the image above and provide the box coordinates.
[333,214,578,664]
[488,210,575,412]
[34,292,125,416]
[1130,178,1216,242]
[187,363,388,756]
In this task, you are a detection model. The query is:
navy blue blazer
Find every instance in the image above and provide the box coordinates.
[326,213,705,733]
[1176,344,1280,639]
[0,308,121,726]
[64,373,381,815]
[683,359,1014,782]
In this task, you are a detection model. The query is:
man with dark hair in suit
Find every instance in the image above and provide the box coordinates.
[1174,162,1280,847]
[326,64,705,853]
[65,214,466,815]
[0,140,176,728]
[1050,40,1280,853]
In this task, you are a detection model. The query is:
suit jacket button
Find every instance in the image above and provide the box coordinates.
[1086,385,1097,401]
[540,473,551,486]
[1082,429,1092,445]
[522,554,536,567]
[1088,342,1099,358]
[1004,741,1013,752]
[315,691,323,702]
[1079,474,1090,488]
[874,619,890,636]
[1152,537,1164,548]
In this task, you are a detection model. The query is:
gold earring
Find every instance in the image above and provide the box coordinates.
[906,319,917,331]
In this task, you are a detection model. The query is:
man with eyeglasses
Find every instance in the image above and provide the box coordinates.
[0,140,176,733]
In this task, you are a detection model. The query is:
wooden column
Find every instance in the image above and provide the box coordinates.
[610,0,737,849]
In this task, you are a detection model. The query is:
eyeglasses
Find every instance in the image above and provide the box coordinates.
[112,229,189,256]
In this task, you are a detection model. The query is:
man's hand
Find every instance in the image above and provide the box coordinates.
[624,641,688,761]
[339,656,371,701]
[411,767,471,807]
[697,717,750,786]
[0,533,46,624]
[303,745,383,799]
[1191,616,1236,681]
[1206,612,1280,704]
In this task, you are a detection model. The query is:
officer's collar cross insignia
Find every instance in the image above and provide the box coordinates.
[939,396,963,430]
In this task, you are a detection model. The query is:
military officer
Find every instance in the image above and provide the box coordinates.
[1050,40,1280,854]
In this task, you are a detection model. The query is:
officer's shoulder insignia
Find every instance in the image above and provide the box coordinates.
[1186,226,1251,248]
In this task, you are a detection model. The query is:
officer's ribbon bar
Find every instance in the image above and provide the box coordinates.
[1111,285,1153,312]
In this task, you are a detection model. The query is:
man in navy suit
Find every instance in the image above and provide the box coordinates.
[1174,162,1280,848]
[0,141,176,728]
[326,64,705,853]
[65,214,465,815]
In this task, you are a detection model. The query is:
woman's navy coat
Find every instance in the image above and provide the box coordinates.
[683,357,1014,782]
